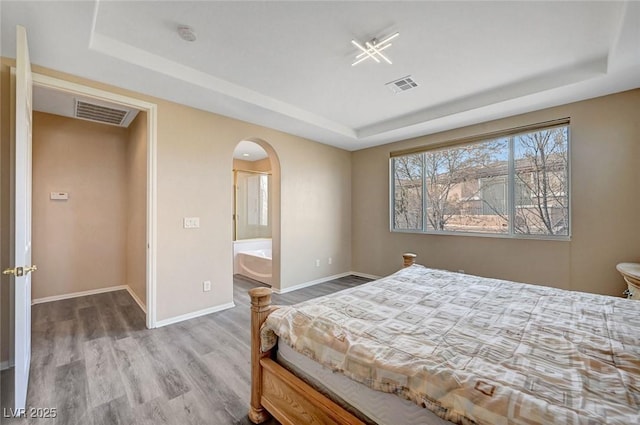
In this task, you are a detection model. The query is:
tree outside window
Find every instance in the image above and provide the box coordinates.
[391,125,569,238]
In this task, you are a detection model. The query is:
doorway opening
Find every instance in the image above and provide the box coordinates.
[28,73,158,328]
[232,139,281,291]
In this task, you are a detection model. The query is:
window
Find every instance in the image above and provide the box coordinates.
[391,124,569,238]
[247,174,269,227]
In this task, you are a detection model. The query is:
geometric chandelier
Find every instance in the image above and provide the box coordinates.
[351,32,399,66]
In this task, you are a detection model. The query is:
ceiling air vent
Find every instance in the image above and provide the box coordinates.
[75,100,129,126]
[386,76,419,94]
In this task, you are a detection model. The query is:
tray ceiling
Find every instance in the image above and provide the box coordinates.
[2,1,639,150]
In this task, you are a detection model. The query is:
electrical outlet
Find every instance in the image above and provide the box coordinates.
[328,257,332,265]
[203,280,211,292]
[315,259,320,267]
[457,269,465,274]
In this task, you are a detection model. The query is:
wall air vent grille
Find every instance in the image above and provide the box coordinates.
[386,76,419,94]
[75,100,129,126]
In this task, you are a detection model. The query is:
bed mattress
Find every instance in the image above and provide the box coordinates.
[277,340,453,425]
[263,264,640,424]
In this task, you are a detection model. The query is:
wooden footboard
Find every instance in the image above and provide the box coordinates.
[248,253,417,424]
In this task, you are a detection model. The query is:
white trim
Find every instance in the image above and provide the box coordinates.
[350,271,382,280]
[155,302,236,328]
[273,271,382,295]
[125,286,147,314]
[31,72,159,329]
[31,285,128,305]
[146,103,158,328]
[274,272,352,294]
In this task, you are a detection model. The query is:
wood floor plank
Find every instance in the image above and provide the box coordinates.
[78,306,106,341]
[95,302,130,340]
[52,319,83,367]
[92,396,134,425]
[135,334,191,400]
[51,298,77,322]
[171,319,218,356]
[132,397,177,425]
[53,360,92,425]
[168,389,230,425]
[30,320,55,363]
[84,337,126,408]
[111,337,163,406]
[25,354,56,409]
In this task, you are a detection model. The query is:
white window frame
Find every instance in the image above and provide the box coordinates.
[389,123,571,241]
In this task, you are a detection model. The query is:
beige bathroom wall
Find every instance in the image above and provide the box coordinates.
[126,112,147,307]
[30,112,128,299]
[352,89,640,297]
[0,59,352,322]
[233,158,271,172]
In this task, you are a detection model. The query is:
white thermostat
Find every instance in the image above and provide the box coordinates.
[50,192,69,200]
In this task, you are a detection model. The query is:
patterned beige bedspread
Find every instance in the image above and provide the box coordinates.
[262,265,640,425]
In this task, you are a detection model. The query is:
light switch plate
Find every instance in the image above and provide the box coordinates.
[183,217,200,229]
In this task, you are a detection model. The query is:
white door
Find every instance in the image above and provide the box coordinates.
[3,25,35,411]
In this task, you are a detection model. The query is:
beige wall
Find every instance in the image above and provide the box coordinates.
[0,60,352,323]
[352,89,640,297]
[31,112,128,299]
[125,112,147,306]
[154,102,351,319]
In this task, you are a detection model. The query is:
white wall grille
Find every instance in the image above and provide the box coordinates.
[75,100,129,125]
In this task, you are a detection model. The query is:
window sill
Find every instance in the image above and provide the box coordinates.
[390,228,571,242]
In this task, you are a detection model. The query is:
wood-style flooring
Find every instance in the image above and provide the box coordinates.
[3,274,369,424]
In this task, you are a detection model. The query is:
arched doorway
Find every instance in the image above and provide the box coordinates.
[232,139,281,290]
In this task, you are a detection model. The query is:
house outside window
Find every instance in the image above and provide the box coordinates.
[391,122,570,239]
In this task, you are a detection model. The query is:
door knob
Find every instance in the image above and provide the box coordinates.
[3,265,37,277]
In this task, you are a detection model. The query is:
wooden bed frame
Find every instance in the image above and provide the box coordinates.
[248,253,417,425]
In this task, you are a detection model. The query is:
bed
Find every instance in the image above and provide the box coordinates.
[248,254,640,425]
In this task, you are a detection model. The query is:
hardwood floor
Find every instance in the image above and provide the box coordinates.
[4,275,370,424]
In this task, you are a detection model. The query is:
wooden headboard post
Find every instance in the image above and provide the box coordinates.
[403,252,417,268]
[248,287,274,424]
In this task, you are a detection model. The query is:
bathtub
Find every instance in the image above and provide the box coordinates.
[237,249,272,285]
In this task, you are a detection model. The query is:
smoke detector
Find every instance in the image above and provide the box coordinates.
[177,25,197,42]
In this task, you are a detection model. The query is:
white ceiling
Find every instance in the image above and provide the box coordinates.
[2,1,639,151]
[233,140,268,161]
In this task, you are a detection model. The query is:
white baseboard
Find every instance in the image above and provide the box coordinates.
[32,285,147,314]
[125,286,147,314]
[274,272,352,294]
[273,271,382,295]
[155,302,236,328]
[32,285,128,305]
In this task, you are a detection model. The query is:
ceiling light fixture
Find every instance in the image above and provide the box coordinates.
[177,25,197,42]
[351,32,399,66]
